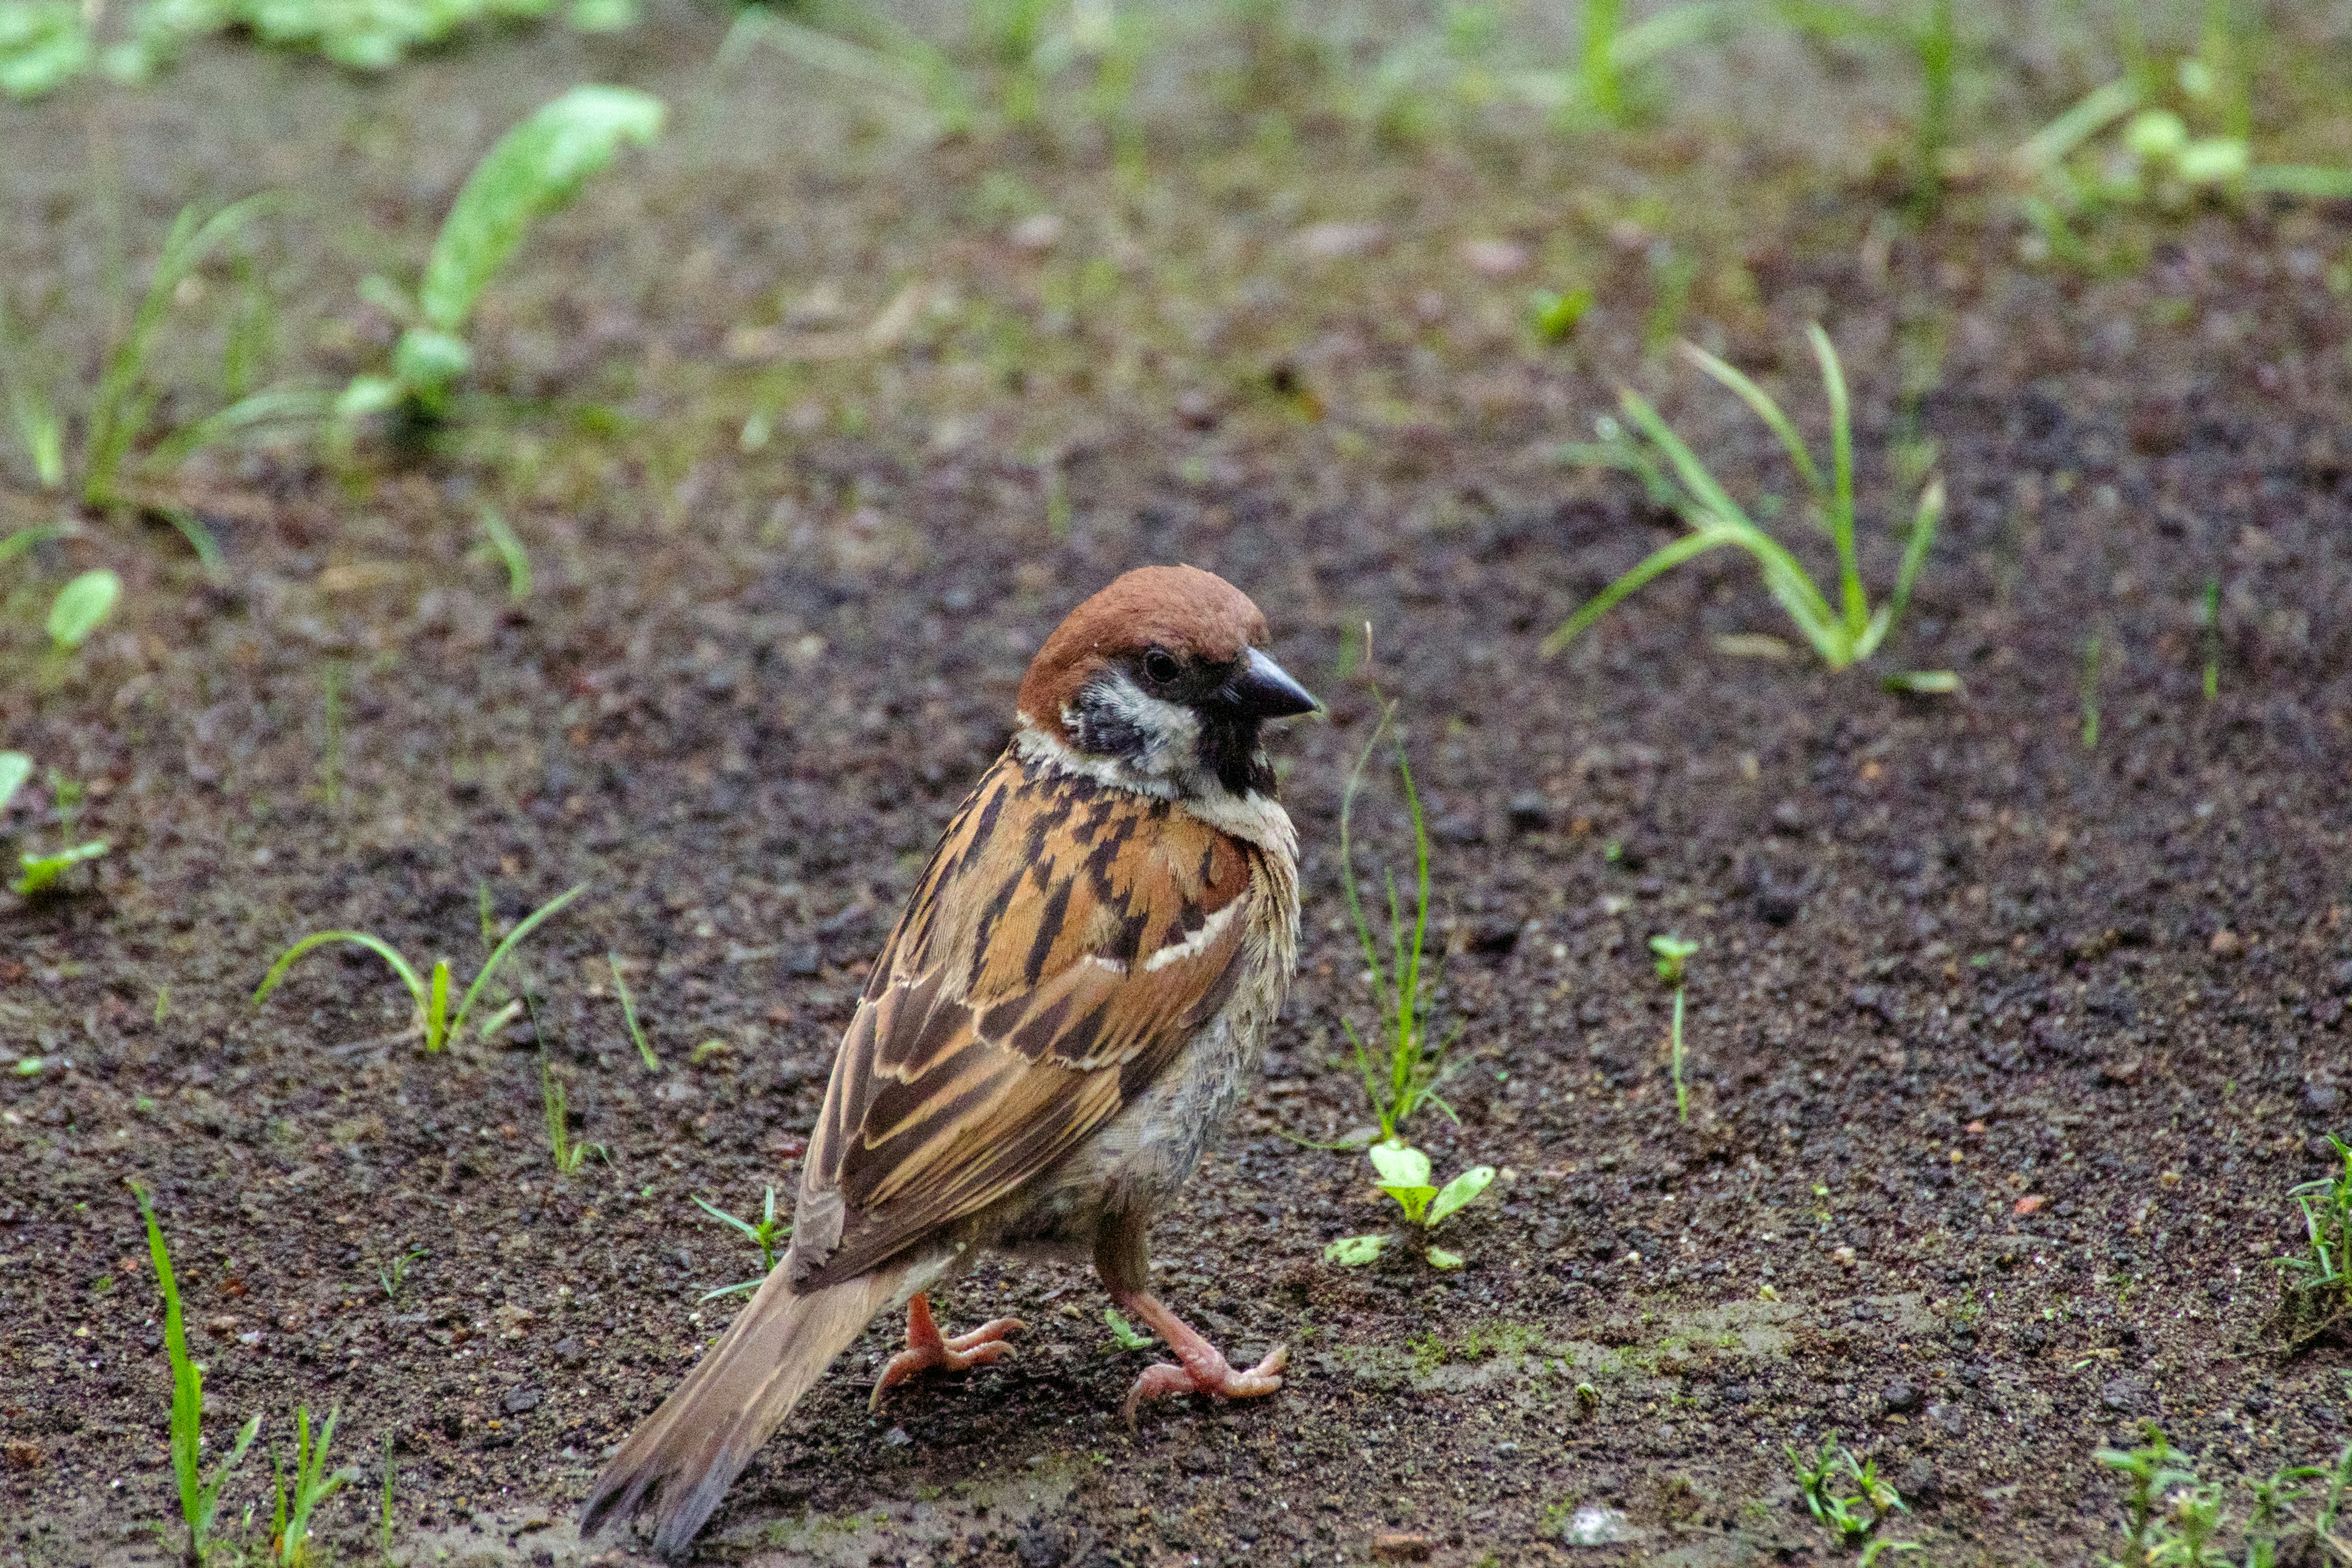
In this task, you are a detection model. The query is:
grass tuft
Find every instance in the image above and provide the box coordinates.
[1334,692,1457,1145]
[254,882,586,1053]
[132,1181,262,1568]
[1549,324,1948,682]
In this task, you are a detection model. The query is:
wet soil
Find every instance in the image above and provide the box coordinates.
[7,10,2352,1567]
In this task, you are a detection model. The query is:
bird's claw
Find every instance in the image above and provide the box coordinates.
[869,1300,1024,1412]
[1121,1341,1287,1427]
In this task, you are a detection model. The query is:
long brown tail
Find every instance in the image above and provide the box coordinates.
[579,1262,907,1557]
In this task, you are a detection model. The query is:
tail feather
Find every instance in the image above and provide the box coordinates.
[579,1262,907,1556]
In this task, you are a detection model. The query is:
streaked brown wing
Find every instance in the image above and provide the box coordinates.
[789,755,1257,1288]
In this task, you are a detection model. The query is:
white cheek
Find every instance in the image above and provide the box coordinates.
[1069,673,1200,777]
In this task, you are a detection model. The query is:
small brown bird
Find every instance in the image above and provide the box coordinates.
[582,565,1318,1555]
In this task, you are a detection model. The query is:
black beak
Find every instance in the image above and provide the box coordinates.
[1217,647,1320,720]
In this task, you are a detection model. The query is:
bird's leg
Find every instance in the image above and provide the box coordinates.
[868,1292,1024,1411]
[1110,1289,1288,1426]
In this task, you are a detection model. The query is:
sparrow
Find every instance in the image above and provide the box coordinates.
[582,564,1319,1556]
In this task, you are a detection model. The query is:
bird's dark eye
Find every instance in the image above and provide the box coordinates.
[1141,647,1180,686]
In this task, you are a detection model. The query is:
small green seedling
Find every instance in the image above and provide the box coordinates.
[1103,1308,1155,1351]
[540,1054,604,1175]
[2276,1135,2352,1349]
[1333,692,1459,1145]
[1786,1431,1907,1546]
[378,1432,396,1566]
[269,1404,358,1567]
[134,1181,263,1567]
[254,882,586,1052]
[44,567,119,649]
[1548,325,1950,685]
[341,87,665,426]
[1325,1139,1495,1270]
[376,1246,424,1303]
[2097,1423,2198,1565]
[608,953,658,1071]
[1649,933,1699,1123]
[1531,286,1593,342]
[14,838,108,896]
[693,1186,788,1300]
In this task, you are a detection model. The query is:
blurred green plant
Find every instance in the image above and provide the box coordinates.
[45,567,118,649]
[1,197,325,508]
[0,0,639,97]
[2010,44,2352,266]
[340,87,665,427]
[1548,325,1950,682]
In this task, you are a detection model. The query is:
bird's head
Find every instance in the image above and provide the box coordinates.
[1016,564,1319,799]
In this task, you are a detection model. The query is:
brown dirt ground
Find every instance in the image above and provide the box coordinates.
[6,9,2352,1566]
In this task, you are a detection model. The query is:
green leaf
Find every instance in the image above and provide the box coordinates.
[0,1,94,100]
[47,568,121,649]
[1367,1139,1432,1189]
[335,375,404,420]
[1427,1166,1496,1229]
[1648,932,1698,984]
[0,752,30,815]
[1102,1308,1155,1351]
[417,86,665,336]
[1324,1234,1388,1265]
[253,931,427,1016]
[1426,1245,1466,1270]
[2175,137,2248,185]
[1530,286,1593,342]
[390,328,472,403]
[14,839,107,895]
[1379,1183,1439,1226]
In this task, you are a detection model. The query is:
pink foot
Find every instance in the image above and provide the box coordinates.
[1114,1292,1287,1426]
[869,1293,1024,1411]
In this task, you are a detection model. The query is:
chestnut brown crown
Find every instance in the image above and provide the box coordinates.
[1015,565,1317,796]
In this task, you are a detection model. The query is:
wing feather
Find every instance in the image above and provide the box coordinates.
[788,755,1261,1289]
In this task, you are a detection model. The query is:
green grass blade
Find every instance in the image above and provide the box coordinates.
[1337,702,1398,1029]
[1612,391,1760,540]
[1610,1,1742,70]
[0,293,65,490]
[418,87,665,336]
[131,1182,204,1540]
[254,932,426,1011]
[142,385,333,472]
[1856,477,1943,660]
[1678,340,1825,500]
[2246,164,2352,200]
[84,194,282,508]
[1540,525,1749,656]
[450,881,587,1044]
[1807,325,1866,644]
[2011,77,2140,175]
[478,506,531,601]
[0,521,70,568]
[609,953,657,1070]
